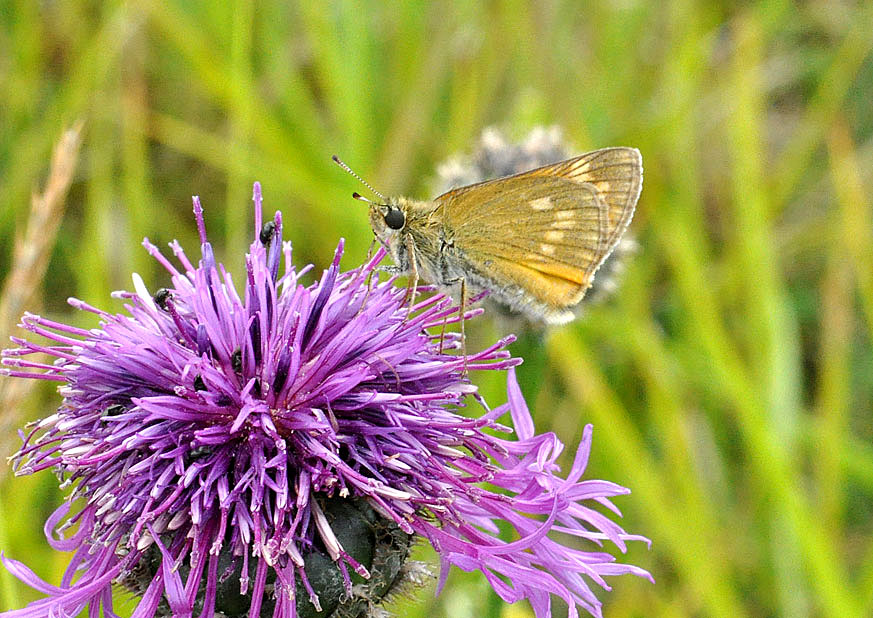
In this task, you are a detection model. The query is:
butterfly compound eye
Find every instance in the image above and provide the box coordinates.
[384,207,405,230]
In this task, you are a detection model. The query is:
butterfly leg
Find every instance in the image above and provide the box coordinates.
[403,234,419,320]
[357,238,379,316]
[438,276,468,373]
[459,277,468,375]
[438,303,450,354]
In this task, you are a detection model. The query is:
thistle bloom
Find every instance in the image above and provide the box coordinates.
[1,184,651,618]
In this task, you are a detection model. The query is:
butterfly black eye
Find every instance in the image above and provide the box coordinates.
[384,207,405,230]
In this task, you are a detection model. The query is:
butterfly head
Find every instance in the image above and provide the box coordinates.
[366,195,405,231]
[364,196,412,260]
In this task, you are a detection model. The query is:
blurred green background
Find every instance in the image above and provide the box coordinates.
[2,1,873,616]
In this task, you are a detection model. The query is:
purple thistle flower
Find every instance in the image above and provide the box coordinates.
[0,183,651,618]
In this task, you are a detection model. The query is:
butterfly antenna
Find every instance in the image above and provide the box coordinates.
[332,155,388,202]
[351,192,377,205]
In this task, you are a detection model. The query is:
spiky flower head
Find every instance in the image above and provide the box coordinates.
[1,184,650,618]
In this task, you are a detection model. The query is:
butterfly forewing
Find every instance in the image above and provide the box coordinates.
[530,147,642,248]
[435,147,642,310]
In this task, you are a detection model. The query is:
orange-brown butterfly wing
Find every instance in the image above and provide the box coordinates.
[435,147,642,310]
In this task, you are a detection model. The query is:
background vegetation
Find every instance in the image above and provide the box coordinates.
[2,1,872,616]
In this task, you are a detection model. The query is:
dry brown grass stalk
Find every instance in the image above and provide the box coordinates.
[0,121,84,464]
